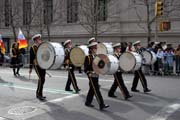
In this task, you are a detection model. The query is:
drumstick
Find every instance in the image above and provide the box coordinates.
[29,73,31,80]
[46,72,52,77]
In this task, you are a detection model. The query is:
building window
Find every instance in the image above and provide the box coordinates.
[23,0,31,25]
[43,0,53,25]
[4,0,12,27]
[97,0,107,21]
[67,0,78,23]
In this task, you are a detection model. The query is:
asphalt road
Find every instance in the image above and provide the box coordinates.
[0,67,179,120]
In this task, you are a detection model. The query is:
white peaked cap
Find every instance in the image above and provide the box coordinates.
[88,42,98,48]
[88,37,96,44]
[133,40,141,46]
[63,39,71,46]
[112,43,121,48]
[32,34,41,41]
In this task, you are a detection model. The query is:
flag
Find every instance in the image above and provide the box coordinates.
[17,29,28,49]
[0,34,6,54]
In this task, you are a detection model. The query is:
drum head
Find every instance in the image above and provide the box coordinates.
[142,51,151,64]
[142,51,157,65]
[93,54,118,74]
[70,45,88,67]
[97,43,113,55]
[37,42,65,69]
[119,52,136,72]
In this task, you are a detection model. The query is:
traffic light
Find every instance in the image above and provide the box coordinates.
[163,21,171,31]
[155,0,163,17]
[159,21,171,32]
[159,21,164,32]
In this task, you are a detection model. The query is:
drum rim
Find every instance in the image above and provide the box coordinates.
[143,50,153,64]
[93,54,118,75]
[97,43,109,54]
[119,52,137,72]
[37,42,56,69]
[49,43,57,69]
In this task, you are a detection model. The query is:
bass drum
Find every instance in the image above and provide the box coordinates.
[93,54,119,75]
[70,45,89,67]
[119,52,142,72]
[142,50,157,65]
[37,42,65,69]
[97,42,113,55]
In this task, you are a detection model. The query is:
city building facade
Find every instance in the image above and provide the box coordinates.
[0,0,180,54]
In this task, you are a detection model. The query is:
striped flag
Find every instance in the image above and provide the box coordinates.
[17,29,28,49]
[0,34,5,54]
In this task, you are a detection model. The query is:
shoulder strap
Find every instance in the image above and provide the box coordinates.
[31,44,37,55]
[87,55,91,65]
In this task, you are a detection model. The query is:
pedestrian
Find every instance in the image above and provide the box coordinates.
[29,34,46,101]
[64,39,80,93]
[156,48,164,75]
[175,44,180,75]
[0,47,4,66]
[10,42,21,76]
[108,43,132,100]
[163,46,174,75]
[84,41,109,110]
[131,41,152,93]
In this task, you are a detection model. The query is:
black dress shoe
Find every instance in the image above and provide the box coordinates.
[65,89,73,91]
[100,104,109,110]
[16,73,20,76]
[125,95,133,100]
[108,94,117,98]
[37,96,46,101]
[75,88,81,93]
[85,103,94,107]
[42,96,46,99]
[131,89,140,92]
[77,88,81,91]
[144,89,152,93]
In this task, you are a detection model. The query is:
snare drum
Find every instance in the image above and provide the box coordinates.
[97,42,113,55]
[93,54,119,75]
[142,50,157,65]
[70,45,89,67]
[119,52,142,72]
[37,42,65,69]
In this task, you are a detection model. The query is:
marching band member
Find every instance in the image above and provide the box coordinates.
[29,34,47,101]
[108,43,132,100]
[63,39,80,93]
[84,42,109,110]
[87,37,101,87]
[131,41,152,93]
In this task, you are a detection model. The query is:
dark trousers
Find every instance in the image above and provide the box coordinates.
[85,76,104,107]
[34,65,46,97]
[65,68,79,91]
[109,72,130,98]
[132,69,148,90]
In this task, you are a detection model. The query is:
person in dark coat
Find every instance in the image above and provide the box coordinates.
[108,43,132,100]
[64,39,80,93]
[84,42,109,110]
[131,41,152,93]
[29,34,46,101]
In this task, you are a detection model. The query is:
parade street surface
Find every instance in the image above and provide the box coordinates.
[0,67,179,120]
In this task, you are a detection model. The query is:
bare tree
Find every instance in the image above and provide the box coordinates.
[78,0,117,39]
[22,0,41,47]
[129,0,180,44]
[3,0,22,42]
[33,0,66,41]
